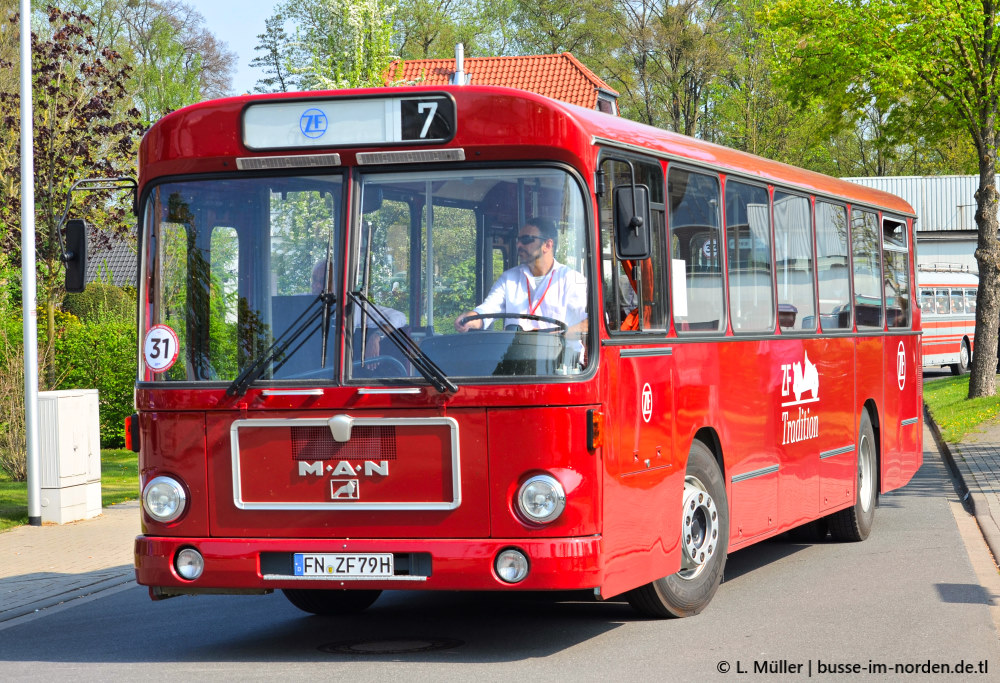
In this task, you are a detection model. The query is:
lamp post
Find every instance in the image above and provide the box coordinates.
[20,0,41,526]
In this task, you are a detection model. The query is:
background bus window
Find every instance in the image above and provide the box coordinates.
[774,191,815,331]
[882,216,909,328]
[599,156,667,333]
[919,288,934,314]
[816,201,851,330]
[726,180,773,332]
[670,168,723,334]
[967,288,977,313]
[935,288,950,314]
[950,289,967,315]
[852,208,883,329]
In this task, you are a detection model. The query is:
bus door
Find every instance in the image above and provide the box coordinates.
[597,154,682,595]
[881,217,921,489]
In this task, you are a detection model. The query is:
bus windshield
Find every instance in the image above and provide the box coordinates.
[348,167,590,381]
[139,167,591,385]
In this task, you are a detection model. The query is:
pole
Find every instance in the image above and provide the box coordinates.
[20,0,41,526]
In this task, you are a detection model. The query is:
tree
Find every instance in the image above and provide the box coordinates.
[276,0,397,91]
[0,6,143,384]
[250,13,291,93]
[769,0,1000,397]
[119,0,235,122]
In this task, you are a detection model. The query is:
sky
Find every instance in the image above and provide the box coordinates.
[184,0,281,95]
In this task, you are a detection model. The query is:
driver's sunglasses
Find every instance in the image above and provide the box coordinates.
[516,235,545,245]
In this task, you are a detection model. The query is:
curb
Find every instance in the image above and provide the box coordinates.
[924,404,1000,563]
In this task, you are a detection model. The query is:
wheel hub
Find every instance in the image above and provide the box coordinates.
[680,477,718,577]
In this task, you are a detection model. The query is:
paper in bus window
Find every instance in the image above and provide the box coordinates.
[672,258,688,317]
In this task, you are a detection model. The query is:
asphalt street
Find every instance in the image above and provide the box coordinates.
[1,429,997,681]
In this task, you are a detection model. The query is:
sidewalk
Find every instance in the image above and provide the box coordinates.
[929,410,1000,563]
[0,500,139,624]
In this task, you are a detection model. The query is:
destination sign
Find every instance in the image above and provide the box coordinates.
[243,95,456,150]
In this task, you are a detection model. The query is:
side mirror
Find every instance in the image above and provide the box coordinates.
[64,219,89,293]
[613,185,651,260]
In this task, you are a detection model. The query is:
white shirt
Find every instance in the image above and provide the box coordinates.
[354,304,407,329]
[475,261,588,330]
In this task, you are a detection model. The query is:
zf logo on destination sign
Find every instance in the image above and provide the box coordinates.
[299,108,328,139]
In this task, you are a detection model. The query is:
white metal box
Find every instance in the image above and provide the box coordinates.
[38,389,101,524]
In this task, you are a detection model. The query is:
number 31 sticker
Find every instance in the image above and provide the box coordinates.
[144,325,179,373]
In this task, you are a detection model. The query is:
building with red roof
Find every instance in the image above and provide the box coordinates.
[386,50,619,114]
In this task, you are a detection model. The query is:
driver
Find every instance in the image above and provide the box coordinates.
[455,217,587,334]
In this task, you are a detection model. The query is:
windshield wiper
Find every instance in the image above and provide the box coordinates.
[347,290,457,394]
[226,292,336,397]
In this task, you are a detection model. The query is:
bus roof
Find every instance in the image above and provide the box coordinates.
[140,85,916,218]
[916,268,979,287]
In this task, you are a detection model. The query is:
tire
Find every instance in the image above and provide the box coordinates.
[282,589,382,616]
[828,411,877,542]
[625,440,729,618]
[950,340,971,375]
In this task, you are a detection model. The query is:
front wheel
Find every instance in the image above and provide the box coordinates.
[625,440,729,618]
[828,411,877,541]
[282,589,382,616]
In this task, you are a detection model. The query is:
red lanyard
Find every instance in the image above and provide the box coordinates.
[525,273,553,315]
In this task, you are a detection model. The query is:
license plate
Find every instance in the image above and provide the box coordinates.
[293,553,394,577]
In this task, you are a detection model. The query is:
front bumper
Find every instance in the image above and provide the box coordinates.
[135,535,604,594]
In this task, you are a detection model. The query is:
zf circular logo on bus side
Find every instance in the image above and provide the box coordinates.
[897,341,906,390]
[642,383,653,423]
[300,108,328,139]
[144,325,179,373]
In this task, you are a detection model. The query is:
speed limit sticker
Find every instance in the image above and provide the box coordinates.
[143,325,179,373]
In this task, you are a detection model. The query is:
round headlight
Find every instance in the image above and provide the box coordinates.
[495,548,530,583]
[142,475,187,523]
[175,548,204,580]
[516,474,566,524]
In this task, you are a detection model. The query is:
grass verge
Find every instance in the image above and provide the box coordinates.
[0,449,138,533]
[923,375,1000,443]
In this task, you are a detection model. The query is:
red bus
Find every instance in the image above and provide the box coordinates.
[116,86,922,618]
[917,265,977,374]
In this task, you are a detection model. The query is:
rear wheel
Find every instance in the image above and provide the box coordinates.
[625,440,728,618]
[282,589,382,616]
[828,411,877,541]
[950,339,971,375]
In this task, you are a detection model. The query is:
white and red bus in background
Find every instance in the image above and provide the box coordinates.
[917,265,977,374]
[80,85,922,619]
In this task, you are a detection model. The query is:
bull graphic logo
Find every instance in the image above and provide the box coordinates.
[781,352,820,407]
[331,479,360,500]
[792,352,819,402]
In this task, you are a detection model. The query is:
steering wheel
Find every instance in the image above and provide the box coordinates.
[351,355,408,377]
[459,312,568,334]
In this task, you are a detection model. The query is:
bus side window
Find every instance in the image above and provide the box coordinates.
[967,288,977,313]
[950,289,966,314]
[726,180,773,333]
[774,191,815,331]
[935,289,950,314]
[919,288,934,314]
[599,155,667,333]
[851,208,883,330]
[670,168,723,334]
[882,216,909,328]
[816,201,851,330]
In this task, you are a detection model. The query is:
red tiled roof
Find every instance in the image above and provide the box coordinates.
[385,53,618,110]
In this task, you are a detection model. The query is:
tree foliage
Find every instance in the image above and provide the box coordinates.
[769,0,1000,397]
